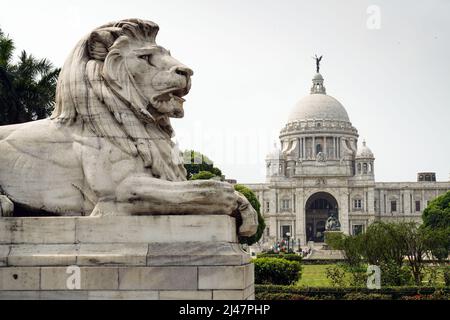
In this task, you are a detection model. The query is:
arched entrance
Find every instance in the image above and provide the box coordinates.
[305,192,339,242]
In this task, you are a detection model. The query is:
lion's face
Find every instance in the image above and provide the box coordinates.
[103,36,193,119]
[52,20,192,179]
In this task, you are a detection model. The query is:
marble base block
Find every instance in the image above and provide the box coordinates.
[0,216,254,300]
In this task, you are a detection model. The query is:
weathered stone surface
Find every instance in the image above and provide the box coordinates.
[244,284,255,300]
[213,290,246,300]
[40,267,118,290]
[77,243,148,266]
[198,265,253,290]
[0,214,255,299]
[8,245,78,266]
[0,291,90,300]
[119,267,197,290]
[213,284,254,300]
[159,290,212,300]
[0,216,239,245]
[244,263,255,288]
[88,291,159,300]
[0,267,40,290]
[0,196,13,217]
[0,218,76,244]
[0,245,9,266]
[76,216,237,243]
[146,242,247,266]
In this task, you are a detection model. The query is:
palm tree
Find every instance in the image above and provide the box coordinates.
[0,28,60,125]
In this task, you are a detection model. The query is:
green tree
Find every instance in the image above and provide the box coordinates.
[183,150,222,180]
[0,28,60,124]
[423,191,450,230]
[234,184,266,246]
[397,222,432,286]
[422,191,450,261]
[326,232,364,270]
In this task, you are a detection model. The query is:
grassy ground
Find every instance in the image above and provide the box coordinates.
[296,264,447,287]
[296,264,340,287]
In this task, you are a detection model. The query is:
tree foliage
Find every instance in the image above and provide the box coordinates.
[423,191,450,230]
[183,150,222,180]
[0,28,60,125]
[234,184,266,246]
[326,221,447,286]
[422,191,450,262]
[190,171,217,181]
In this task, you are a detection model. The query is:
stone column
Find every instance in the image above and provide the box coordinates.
[269,217,277,239]
[367,188,375,215]
[295,188,306,246]
[333,137,336,159]
[339,191,350,235]
[312,136,316,159]
[337,137,341,158]
[323,136,327,158]
[303,138,306,159]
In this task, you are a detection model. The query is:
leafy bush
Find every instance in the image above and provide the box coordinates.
[190,171,217,180]
[183,150,222,180]
[257,253,302,262]
[400,290,449,301]
[255,285,450,300]
[343,293,391,300]
[326,265,346,287]
[254,258,302,285]
[234,184,266,246]
[379,261,413,287]
[256,292,310,300]
[324,231,344,248]
[444,266,450,286]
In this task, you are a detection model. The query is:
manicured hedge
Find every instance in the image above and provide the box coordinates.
[257,253,303,262]
[255,285,450,300]
[254,258,302,285]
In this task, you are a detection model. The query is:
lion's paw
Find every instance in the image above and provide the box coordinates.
[235,191,259,237]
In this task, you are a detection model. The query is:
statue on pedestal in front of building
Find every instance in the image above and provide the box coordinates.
[0,18,258,238]
[326,212,341,231]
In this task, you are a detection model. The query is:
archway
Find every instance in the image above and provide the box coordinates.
[305,192,339,243]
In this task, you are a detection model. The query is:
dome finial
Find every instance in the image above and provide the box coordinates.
[314,54,323,73]
[311,55,326,94]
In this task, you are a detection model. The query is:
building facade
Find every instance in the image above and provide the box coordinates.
[246,71,450,246]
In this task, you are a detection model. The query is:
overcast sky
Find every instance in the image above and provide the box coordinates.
[1,0,449,183]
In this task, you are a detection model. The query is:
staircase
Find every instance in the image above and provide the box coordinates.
[303,242,345,261]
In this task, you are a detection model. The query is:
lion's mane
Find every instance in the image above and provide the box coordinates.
[51,19,187,181]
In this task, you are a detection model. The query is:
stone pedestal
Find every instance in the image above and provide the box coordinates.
[0,216,254,300]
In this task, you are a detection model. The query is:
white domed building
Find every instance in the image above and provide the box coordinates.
[246,67,450,246]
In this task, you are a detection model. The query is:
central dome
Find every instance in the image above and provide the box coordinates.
[288,94,350,123]
[287,72,350,123]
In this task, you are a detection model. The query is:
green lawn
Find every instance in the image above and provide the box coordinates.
[296,264,343,287]
[296,264,447,287]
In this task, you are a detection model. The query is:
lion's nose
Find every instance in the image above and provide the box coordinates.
[174,66,193,77]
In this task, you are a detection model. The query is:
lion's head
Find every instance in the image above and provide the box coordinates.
[51,19,193,181]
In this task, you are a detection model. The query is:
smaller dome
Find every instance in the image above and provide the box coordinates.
[266,143,284,160]
[356,140,374,159]
[313,73,324,81]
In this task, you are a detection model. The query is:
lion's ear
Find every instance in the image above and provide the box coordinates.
[87,28,121,60]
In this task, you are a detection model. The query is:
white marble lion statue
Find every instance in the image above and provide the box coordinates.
[0,19,258,237]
